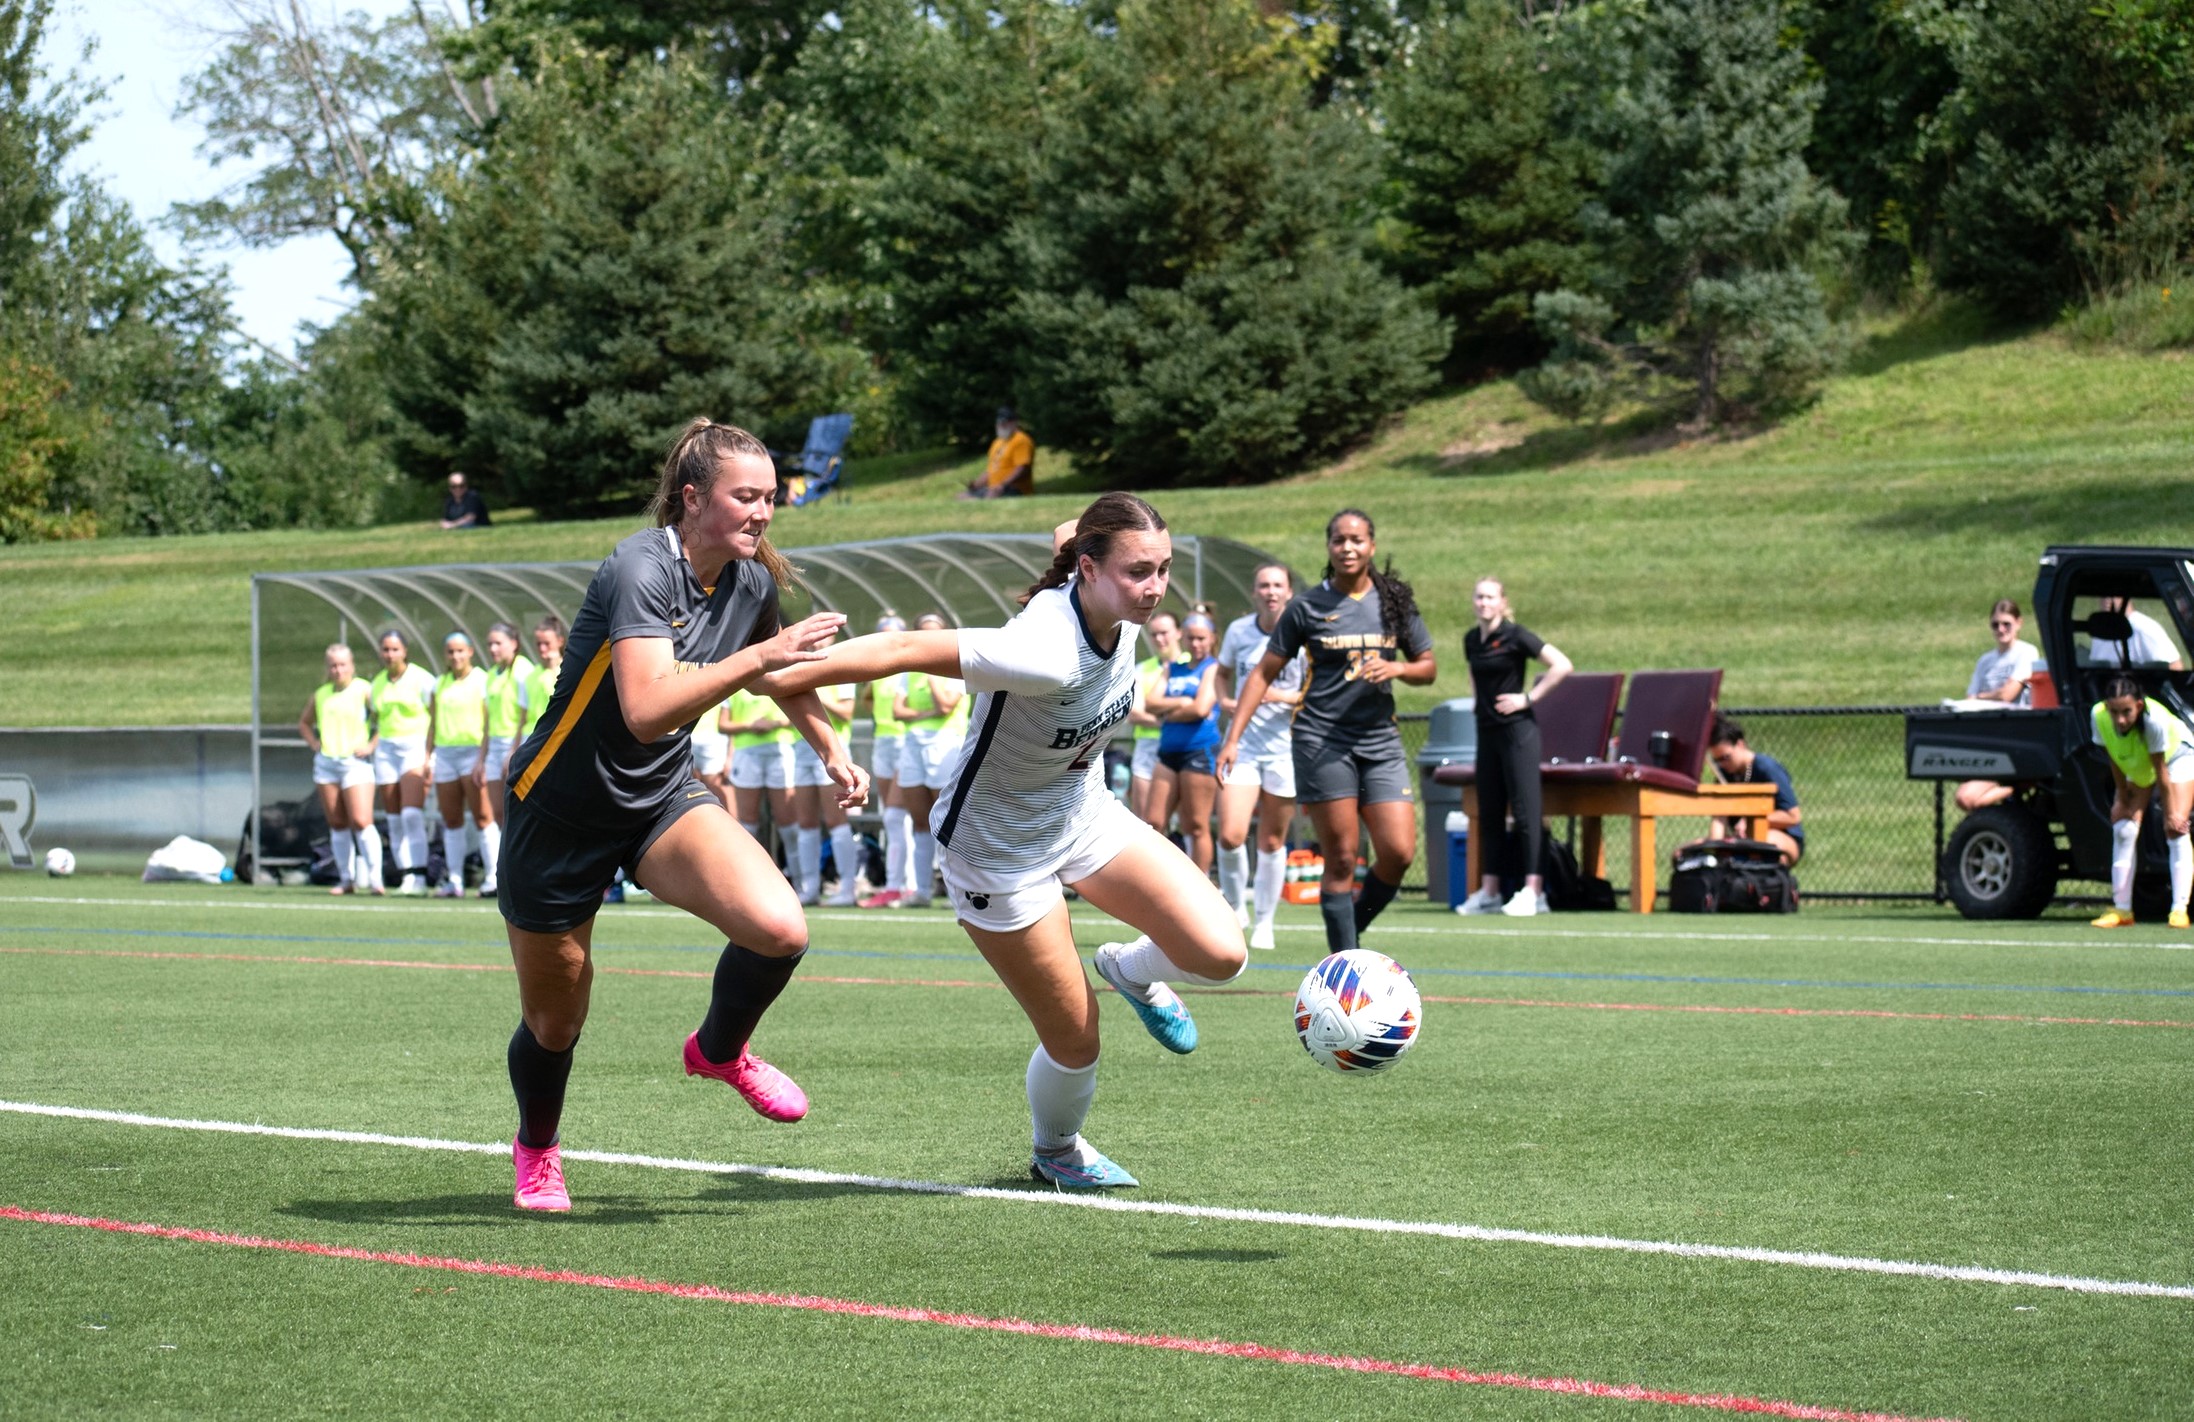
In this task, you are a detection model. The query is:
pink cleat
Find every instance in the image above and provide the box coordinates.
[512,1137,570,1212]
[683,1032,808,1122]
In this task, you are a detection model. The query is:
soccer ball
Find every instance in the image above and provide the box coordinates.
[43,846,74,878]
[1294,949,1422,1074]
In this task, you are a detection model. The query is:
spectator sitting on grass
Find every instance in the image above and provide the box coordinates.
[961,407,1034,500]
[1706,714,1804,865]
[440,473,491,529]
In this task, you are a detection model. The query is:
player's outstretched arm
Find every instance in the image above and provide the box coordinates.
[613,611,844,744]
[759,629,965,699]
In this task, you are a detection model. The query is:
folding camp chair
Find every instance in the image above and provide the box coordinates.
[772,413,854,507]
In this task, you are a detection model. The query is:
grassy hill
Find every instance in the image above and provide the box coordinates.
[3,307,2189,726]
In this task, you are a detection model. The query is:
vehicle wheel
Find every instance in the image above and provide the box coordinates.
[1942,806,2058,919]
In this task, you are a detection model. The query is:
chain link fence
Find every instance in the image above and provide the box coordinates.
[1396,706,1946,902]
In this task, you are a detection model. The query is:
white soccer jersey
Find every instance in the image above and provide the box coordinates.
[931,579,1142,888]
[1218,612,1304,759]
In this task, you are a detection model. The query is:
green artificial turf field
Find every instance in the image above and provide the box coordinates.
[3,877,2189,1419]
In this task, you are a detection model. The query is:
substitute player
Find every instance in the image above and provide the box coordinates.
[1143,612,1222,875]
[789,668,862,906]
[370,629,436,895]
[1219,509,1436,955]
[724,685,796,864]
[430,632,492,898]
[497,418,858,1212]
[479,622,538,896]
[2090,674,2194,930]
[893,615,970,907]
[1127,610,1181,822]
[300,644,381,895]
[771,492,1247,1189]
[525,617,566,740]
[862,614,914,907]
[1215,564,1304,950]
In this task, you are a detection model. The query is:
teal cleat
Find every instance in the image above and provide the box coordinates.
[1030,1149,1139,1190]
[1092,943,1199,1054]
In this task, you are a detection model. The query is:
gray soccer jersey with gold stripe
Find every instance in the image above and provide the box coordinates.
[508,526,780,830]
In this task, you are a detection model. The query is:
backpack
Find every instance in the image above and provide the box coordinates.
[1668,838,1799,914]
[1510,832,1619,911]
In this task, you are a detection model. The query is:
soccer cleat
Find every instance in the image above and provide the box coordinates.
[2091,907,2137,929]
[479,876,498,897]
[823,884,859,907]
[901,893,933,909]
[1500,889,1543,917]
[1092,943,1198,1054]
[1236,904,1251,929]
[329,882,351,897]
[1455,889,1502,916]
[859,888,902,909]
[683,1032,808,1122]
[1029,1148,1138,1190]
[398,874,427,897]
[2171,909,2191,930]
[1249,922,1276,951]
[512,1137,571,1212]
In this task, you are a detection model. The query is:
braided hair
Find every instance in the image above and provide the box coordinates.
[1022,492,1168,605]
[1322,508,1420,654]
[2102,673,2144,706]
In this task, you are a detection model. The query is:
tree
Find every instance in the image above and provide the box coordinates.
[1521,0,1854,427]
[1377,0,1596,374]
[176,1,486,289]
[374,49,866,515]
[1932,0,2194,313]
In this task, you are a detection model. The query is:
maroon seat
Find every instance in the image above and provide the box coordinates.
[1541,669,1723,792]
[1431,673,1624,786]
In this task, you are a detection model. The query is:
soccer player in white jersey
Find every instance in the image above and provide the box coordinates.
[773,492,1248,1189]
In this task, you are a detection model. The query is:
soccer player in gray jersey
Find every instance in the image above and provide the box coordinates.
[773,493,1247,1190]
[1220,509,1436,956]
[495,420,864,1213]
[1215,564,1305,950]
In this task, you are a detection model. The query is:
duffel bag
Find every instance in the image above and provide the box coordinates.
[1668,838,1798,913]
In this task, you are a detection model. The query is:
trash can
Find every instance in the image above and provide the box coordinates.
[1414,697,1477,903]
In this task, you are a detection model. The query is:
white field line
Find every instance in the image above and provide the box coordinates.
[4,894,2189,954]
[5,1099,2188,1302]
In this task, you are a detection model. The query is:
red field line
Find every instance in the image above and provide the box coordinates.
[8,943,2191,1029]
[0,1204,1955,1421]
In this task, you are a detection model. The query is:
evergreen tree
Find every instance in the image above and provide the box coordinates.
[1006,0,1446,484]
[1378,0,1595,374]
[374,50,865,515]
[1522,0,1854,427]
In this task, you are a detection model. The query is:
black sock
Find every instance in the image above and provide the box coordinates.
[508,1021,575,1149]
[1319,889,1358,955]
[1353,871,1401,934]
[695,942,806,1064]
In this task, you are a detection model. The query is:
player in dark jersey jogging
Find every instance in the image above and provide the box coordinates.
[496,418,864,1213]
[1219,509,1436,955]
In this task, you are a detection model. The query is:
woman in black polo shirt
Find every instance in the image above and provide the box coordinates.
[1457,576,1571,917]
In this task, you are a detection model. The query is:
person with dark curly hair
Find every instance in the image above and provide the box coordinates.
[1219,509,1436,955]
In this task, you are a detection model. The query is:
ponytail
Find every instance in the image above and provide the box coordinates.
[1022,492,1168,605]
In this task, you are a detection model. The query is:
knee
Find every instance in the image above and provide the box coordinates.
[523,1008,584,1052]
[740,911,809,959]
[1047,1023,1100,1069]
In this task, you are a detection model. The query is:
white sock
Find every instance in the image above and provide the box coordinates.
[884,806,913,892]
[829,824,858,890]
[2112,819,2139,909]
[1218,843,1248,912]
[329,829,354,884]
[777,826,800,876]
[444,822,469,884]
[481,821,502,884]
[1253,846,1285,926]
[399,807,428,874]
[1025,1044,1097,1156]
[797,826,822,899]
[2172,832,2192,914]
[358,823,384,887]
[1109,934,1242,988]
[913,831,936,900]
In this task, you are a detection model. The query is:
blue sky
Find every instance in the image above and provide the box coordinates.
[53,0,414,356]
